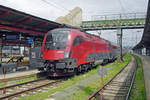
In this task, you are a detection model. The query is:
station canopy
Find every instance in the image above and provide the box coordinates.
[133,1,150,49]
[0,5,62,36]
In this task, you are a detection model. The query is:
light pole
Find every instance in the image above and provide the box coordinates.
[117,28,123,61]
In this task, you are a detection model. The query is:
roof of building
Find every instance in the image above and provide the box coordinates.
[0,5,62,36]
[133,1,150,49]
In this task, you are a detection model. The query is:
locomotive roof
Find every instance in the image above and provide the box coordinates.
[52,28,72,31]
[50,28,116,44]
[63,27,101,38]
[48,27,118,47]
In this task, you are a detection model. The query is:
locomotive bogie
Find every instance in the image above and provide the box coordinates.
[43,58,76,73]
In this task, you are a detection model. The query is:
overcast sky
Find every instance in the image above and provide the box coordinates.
[0,0,148,20]
[0,0,148,47]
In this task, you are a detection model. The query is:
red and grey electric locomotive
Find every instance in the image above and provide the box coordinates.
[40,28,118,76]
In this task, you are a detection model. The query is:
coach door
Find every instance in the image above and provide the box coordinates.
[71,36,84,59]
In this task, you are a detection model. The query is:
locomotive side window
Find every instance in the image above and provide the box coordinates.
[73,36,83,46]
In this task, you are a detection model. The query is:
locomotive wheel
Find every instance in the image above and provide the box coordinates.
[85,66,88,72]
[88,64,91,70]
[74,68,79,75]
[78,66,82,73]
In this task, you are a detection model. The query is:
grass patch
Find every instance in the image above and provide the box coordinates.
[0,82,4,88]
[65,54,131,100]
[129,55,146,100]
[16,75,38,84]
[0,75,38,88]
[19,54,131,100]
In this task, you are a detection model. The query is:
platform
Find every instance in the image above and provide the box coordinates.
[140,55,150,100]
[0,69,40,80]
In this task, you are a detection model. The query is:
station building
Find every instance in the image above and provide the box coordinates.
[0,5,62,74]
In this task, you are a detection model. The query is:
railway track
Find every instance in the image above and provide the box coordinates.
[0,72,44,83]
[0,78,63,100]
[88,56,137,100]
[0,72,47,89]
[0,59,114,84]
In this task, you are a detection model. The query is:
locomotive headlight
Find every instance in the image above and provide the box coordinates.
[64,52,70,58]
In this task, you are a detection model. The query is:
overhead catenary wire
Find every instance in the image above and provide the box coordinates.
[117,0,142,48]
[50,0,71,12]
[41,0,76,23]
[117,0,126,13]
[41,0,70,13]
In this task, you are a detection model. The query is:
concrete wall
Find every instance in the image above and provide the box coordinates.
[56,7,82,27]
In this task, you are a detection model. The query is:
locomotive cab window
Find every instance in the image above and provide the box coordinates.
[45,28,70,49]
[73,36,83,46]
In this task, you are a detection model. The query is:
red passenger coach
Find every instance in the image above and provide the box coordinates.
[40,28,118,76]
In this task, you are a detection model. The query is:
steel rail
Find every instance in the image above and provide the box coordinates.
[125,56,138,100]
[0,79,62,99]
[88,57,132,100]
[0,72,40,83]
[0,78,45,90]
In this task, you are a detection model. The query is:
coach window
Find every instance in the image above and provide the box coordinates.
[73,36,83,46]
[108,42,111,48]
